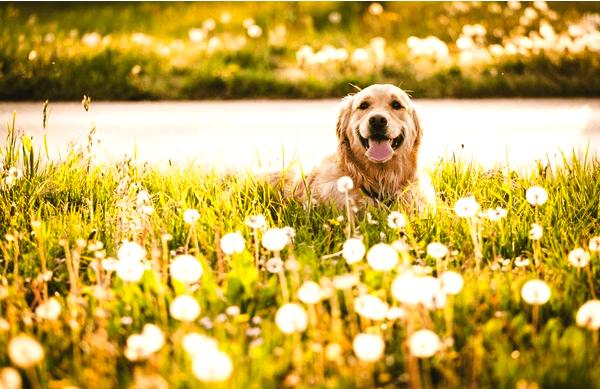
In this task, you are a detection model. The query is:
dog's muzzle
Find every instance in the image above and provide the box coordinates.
[358,115,405,163]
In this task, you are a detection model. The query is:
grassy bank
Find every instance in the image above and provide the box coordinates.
[1,2,600,100]
[0,112,600,388]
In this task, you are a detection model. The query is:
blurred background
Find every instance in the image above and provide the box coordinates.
[1,2,599,170]
[1,1,599,100]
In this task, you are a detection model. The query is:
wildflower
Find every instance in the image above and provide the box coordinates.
[297,281,322,304]
[576,300,600,330]
[202,18,216,31]
[352,333,385,362]
[117,241,146,262]
[426,242,448,259]
[508,0,521,10]
[368,2,384,16]
[34,297,61,321]
[246,214,266,229]
[568,248,590,268]
[366,243,399,271]
[392,274,444,309]
[170,255,203,284]
[484,207,508,221]
[325,343,342,361]
[328,11,342,24]
[332,273,360,290]
[183,209,200,224]
[336,176,354,193]
[526,186,548,206]
[514,257,530,267]
[220,232,245,255]
[387,211,406,229]
[454,196,480,218]
[182,333,218,356]
[188,28,205,43]
[386,306,406,320]
[275,303,308,334]
[588,236,600,252]
[0,367,21,389]
[354,295,389,321]
[192,349,233,382]
[521,280,551,305]
[408,329,440,358]
[266,257,283,273]
[125,324,165,361]
[342,238,366,264]
[262,228,288,251]
[116,259,145,283]
[440,271,464,295]
[247,25,263,39]
[529,223,543,240]
[102,257,119,272]
[170,295,201,322]
[8,335,44,368]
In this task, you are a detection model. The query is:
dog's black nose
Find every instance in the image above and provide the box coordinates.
[369,115,387,129]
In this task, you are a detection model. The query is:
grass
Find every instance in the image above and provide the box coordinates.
[0,109,599,388]
[1,2,600,100]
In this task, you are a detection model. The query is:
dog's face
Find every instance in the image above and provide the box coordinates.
[337,84,421,165]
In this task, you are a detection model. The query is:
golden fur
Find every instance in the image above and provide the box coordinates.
[274,84,424,209]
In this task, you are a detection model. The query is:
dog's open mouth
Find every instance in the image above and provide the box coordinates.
[359,133,404,163]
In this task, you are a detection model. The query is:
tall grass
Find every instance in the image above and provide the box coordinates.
[0,113,599,388]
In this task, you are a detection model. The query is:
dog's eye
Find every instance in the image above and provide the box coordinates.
[358,101,370,110]
[391,101,403,110]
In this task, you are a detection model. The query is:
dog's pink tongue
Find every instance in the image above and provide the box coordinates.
[366,140,394,162]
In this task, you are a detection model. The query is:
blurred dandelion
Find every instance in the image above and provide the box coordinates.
[297,281,322,304]
[342,238,366,265]
[0,367,21,389]
[328,11,342,24]
[262,228,289,251]
[247,25,263,39]
[368,2,384,16]
[526,186,548,206]
[192,349,233,382]
[454,196,480,218]
[440,271,464,295]
[125,324,165,361]
[521,279,551,305]
[427,242,448,259]
[170,254,203,284]
[588,236,600,252]
[387,211,406,229]
[366,243,398,271]
[568,248,590,268]
[34,297,61,321]
[183,209,200,224]
[408,329,440,358]
[182,333,218,356]
[8,334,44,368]
[529,223,543,240]
[354,295,389,321]
[169,295,201,322]
[220,232,246,255]
[275,303,308,334]
[576,300,600,330]
[352,333,385,362]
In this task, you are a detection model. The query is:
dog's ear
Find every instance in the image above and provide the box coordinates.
[410,104,422,148]
[336,95,353,142]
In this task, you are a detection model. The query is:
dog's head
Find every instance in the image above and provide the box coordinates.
[336,84,421,165]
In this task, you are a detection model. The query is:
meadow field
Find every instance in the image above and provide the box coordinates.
[0,107,599,388]
[1,1,600,100]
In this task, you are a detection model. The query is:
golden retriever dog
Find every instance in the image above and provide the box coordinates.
[274,84,426,210]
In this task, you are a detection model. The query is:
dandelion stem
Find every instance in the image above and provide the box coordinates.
[585,266,597,299]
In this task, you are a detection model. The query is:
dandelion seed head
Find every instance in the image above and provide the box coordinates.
[182,333,218,356]
[170,254,203,284]
[366,243,398,271]
[8,334,44,368]
[192,348,233,382]
[426,242,448,259]
[526,186,548,206]
[220,232,245,255]
[34,297,61,321]
[354,295,389,321]
[408,329,440,358]
[521,279,551,305]
[454,196,480,218]
[387,211,406,229]
[275,303,308,334]
[262,228,289,251]
[568,248,590,268]
[576,300,600,330]
[342,238,366,264]
[246,214,266,229]
[336,176,354,193]
[529,223,543,240]
[297,281,322,304]
[169,295,201,322]
[352,333,385,362]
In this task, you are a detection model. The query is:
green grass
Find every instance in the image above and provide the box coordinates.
[1,2,600,100]
[0,110,600,388]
